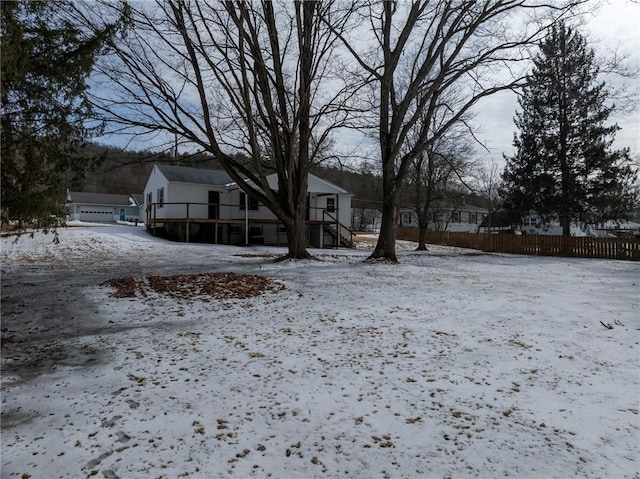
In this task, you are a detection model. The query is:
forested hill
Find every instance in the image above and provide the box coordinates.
[72,144,385,207]
[71,143,224,195]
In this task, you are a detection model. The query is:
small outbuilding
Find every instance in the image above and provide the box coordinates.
[67,191,143,223]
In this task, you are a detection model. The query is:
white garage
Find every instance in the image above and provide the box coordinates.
[67,191,143,223]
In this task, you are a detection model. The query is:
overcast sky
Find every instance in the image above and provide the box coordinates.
[95,1,639,168]
[472,0,640,168]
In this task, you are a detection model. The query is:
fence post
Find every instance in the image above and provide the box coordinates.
[185,203,190,243]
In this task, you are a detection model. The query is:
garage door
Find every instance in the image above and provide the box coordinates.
[79,206,115,222]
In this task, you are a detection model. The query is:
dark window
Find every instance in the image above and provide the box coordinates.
[157,187,164,208]
[451,211,460,223]
[208,191,220,219]
[147,192,152,205]
[326,198,335,213]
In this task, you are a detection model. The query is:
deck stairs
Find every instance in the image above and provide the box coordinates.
[323,222,354,248]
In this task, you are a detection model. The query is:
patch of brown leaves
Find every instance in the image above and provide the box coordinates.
[104,272,284,301]
[103,276,141,298]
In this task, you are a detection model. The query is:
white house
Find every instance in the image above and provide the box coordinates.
[143,164,352,247]
[398,203,488,233]
[521,214,592,237]
[595,219,640,238]
[67,191,143,223]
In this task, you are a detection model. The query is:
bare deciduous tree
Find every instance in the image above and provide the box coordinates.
[474,158,502,235]
[406,119,476,250]
[330,0,587,261]
[75,0,357,259]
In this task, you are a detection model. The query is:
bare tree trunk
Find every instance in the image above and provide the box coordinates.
[370,199,399,261]
[416,225,428,251]
[416,165,432,251]
[329,1,584,262]
[561,214,571,237]
[75,1,357,261]
[286,207,311,260]
[370,172,400,261]
[415,151,433,251]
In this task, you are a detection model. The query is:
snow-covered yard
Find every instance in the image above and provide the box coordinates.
[1,225,638,478]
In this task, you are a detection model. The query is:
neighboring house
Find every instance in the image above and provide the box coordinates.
[594,219,640,238]
[67,191,143,223]
[521,214,591,237]
[398,203,488,233]
[143,164,353,247]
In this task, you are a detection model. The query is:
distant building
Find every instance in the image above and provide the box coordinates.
[67,191,143,223]
[521,214,591,237]
[399,202,488,233]
[595,219,640,238]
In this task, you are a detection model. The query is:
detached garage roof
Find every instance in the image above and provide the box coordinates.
[157,164,234,185]
[68,192,137,206]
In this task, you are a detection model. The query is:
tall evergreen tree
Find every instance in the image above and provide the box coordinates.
[502,23,637,236]
[1,1,122,232]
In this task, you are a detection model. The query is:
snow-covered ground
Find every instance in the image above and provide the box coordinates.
[1,225,638,479]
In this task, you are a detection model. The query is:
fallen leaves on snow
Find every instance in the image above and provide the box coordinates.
[103,272,285,301]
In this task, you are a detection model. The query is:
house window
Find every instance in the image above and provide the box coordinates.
[147,191,152,205]
[239,193,259,210]
[229,225,242,234]
[469,212,477,224]
[451,211,460,223]
[326,198,335,213]
[402,212,412,225]
[157,187,164,208]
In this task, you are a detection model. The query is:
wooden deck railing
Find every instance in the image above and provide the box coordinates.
[322,210,354,246]
[396,228,640,261]
[145,201,354,247]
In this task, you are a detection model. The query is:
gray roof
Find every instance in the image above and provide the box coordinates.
[68,192,137,206]
[157,164,234,185]
[130,194,144,206]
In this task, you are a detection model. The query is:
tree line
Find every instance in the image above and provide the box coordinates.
[2,1,637,259]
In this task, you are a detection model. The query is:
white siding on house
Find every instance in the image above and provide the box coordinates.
[143,165,170,219]
[143,164,353,246]
[522,215,589,236]
[168,182,228,218]
[398,205,487,233]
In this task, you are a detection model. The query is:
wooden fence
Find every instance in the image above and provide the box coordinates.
[396,228,640,261]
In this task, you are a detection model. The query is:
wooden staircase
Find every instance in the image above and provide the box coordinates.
[322,214,354,248]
